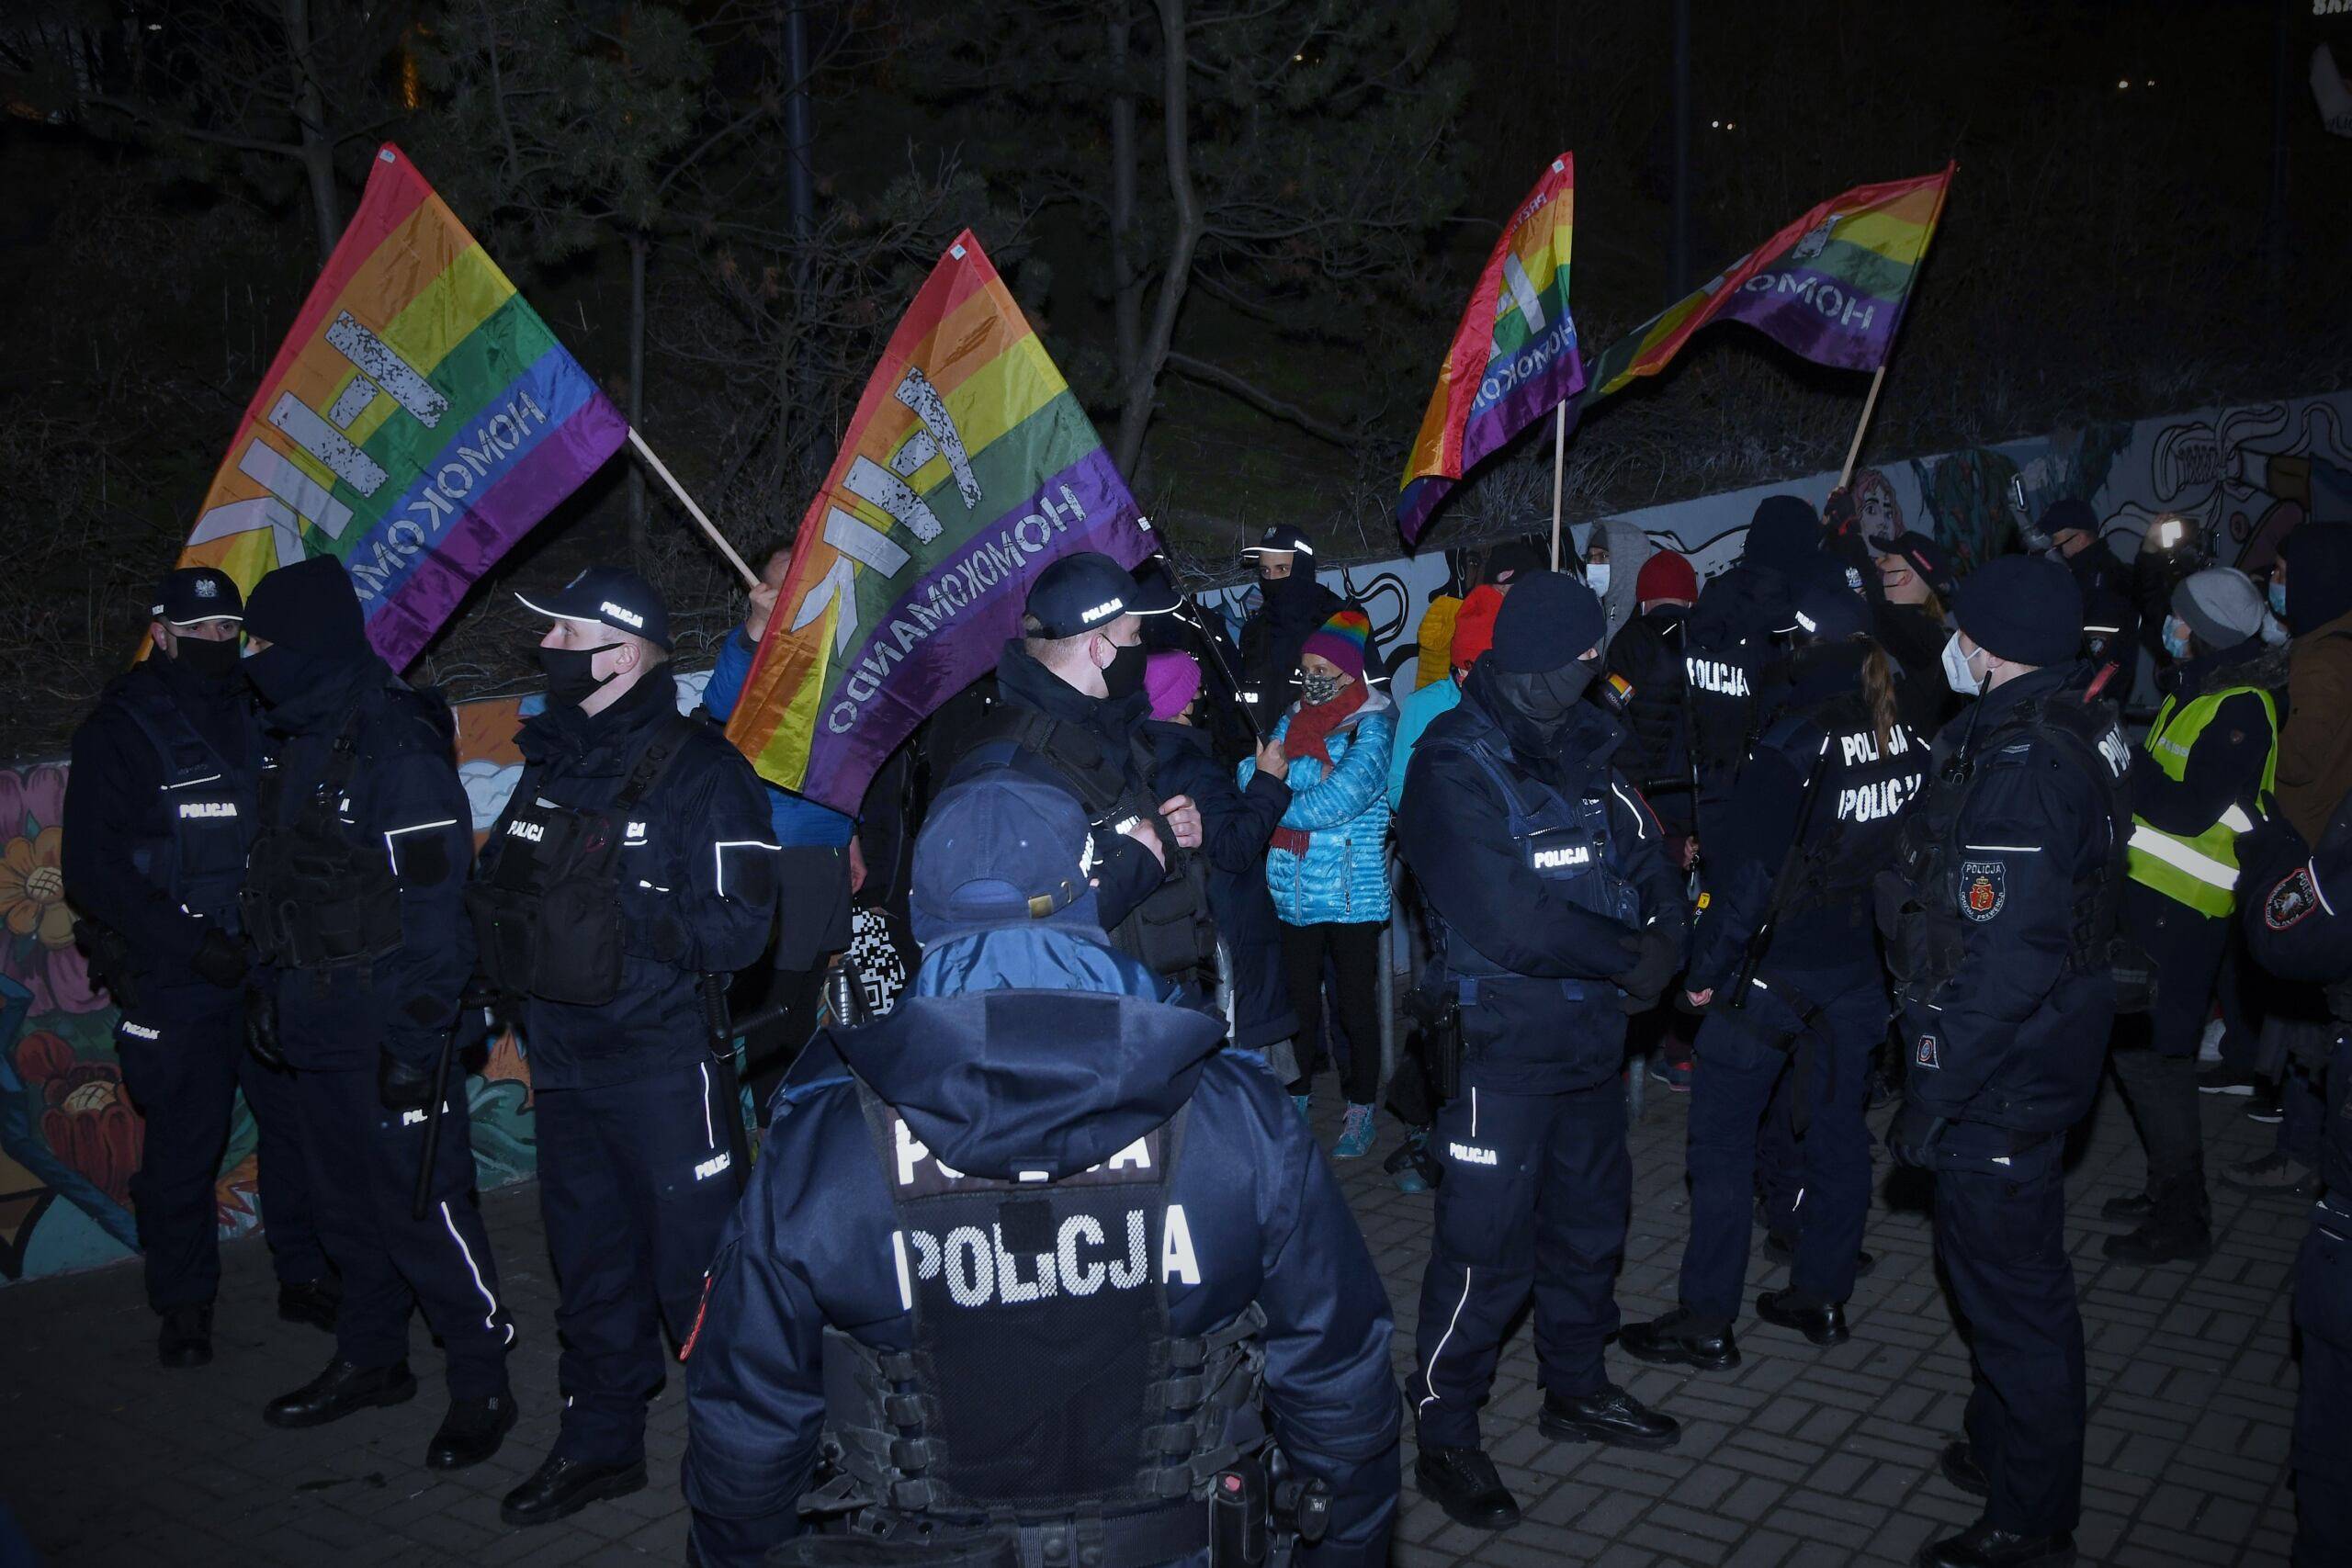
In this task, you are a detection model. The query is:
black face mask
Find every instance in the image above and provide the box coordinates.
[538,644,624,708]
[1487,659,1599,746]
[171,635,243,682]
[241,645,307,709]
[1100,639,1148,701]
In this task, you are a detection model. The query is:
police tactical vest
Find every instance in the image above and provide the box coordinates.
[815,1078,1259,1560]
[109,675,256,931]
[964,708,1216,979]
[1774,693,1927,920]
[468,712,699,1006]
[1427,734,1640,1001]
[1879,692,2131,1007]
[2125,669,2282,918]
[242,705,406,975]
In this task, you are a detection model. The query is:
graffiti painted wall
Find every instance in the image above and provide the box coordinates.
[0,669,712,1287]
[1205,389,2352,682]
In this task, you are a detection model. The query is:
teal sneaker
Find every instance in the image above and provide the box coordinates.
[1334,1103,1376,1158]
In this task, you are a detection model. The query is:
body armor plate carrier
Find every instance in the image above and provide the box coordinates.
[242,705,403,976]
[811,1077,1263,1567]
[1876,692,2133,1010]
[466,712,698,1007]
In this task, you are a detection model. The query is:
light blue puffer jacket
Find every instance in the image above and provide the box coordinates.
[1238,692,1395,927]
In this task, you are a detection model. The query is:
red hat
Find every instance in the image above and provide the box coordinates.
[1450,584,1504,670]
[1635,551,1698,606]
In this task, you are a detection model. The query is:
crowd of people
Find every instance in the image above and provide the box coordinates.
[54,485,2352,1568]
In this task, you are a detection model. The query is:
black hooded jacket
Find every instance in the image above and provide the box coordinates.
[1239,571,1345,716]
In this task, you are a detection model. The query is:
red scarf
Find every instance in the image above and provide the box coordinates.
[1269,685,1366,856]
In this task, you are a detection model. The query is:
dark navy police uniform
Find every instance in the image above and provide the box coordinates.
[1673,642,1926,1331]
[683,781,1398,1568]
[243,652,514,1401]
[472,664,779,1469]
[1396,682,1685,1450]
[62,653,326,1317]
[2241,801,2352,1568]
[1883,664,2129,1546]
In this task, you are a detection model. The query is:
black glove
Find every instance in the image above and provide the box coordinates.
[190,928,249,990]
[378,1048,436,1114]
[244,984,286,1070]
[1886,1100,1948,1169]
[1612,927,1682,1013]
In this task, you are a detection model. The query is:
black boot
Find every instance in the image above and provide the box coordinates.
[2101,1176,2211,1265]
[1537,1384,1680,1450]
[1413,1443,1519,1529]
[1756,1289,1850,1347]
[1619,1307,1739,1371]
[277,1277,341,1334]
[500,1454,649,1528]
[2098,1190,2154,1221]
[1939,1439,1989,1496]
[1916,1519,2076,1567]
[426,1393,519,1470]
[264,1359,417,1428]
[158,1304,213,1369]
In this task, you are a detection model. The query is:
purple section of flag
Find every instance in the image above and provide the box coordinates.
[797,445,1148,813]
[1713,264,1903,373]
[1398,354,1586,549]
[361,372,628,667]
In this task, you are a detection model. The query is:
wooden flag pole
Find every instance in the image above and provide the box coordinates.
[1838,364,1888,489]
[627,427,760,589]
[1548,400,1567,570]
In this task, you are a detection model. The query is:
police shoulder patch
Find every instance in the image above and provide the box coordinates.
[1959,860,2007,922]
[2266,866,2322,931]
[1915,1034,1939,1069]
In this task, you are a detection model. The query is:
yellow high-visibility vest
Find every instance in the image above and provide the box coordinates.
[2124,682,2279,917]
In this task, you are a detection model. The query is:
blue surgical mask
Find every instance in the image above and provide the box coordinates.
[2269,581,2289,619]
[2162,618,2192,661]
[1586,562,1611,598]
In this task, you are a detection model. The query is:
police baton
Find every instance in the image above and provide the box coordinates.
[411,1014,464,1224]
[700,973,752,1191]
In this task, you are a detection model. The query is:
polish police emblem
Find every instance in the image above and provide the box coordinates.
[2265,866,2321,931]
[1959,860,2006,921]
[1915,1034,1939,1069]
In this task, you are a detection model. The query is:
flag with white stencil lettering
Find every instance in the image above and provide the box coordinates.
[724,231,1153,812]
[167,143,627,666]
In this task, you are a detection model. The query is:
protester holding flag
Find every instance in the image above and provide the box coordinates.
[236,557,517,1473]
[473,568,780,1529]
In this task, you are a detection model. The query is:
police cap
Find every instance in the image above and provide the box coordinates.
[1952,556,2082,668]
[1025,551,1180,639]
[152,566,243,626]
[910,773,1102,944]
[516,566,673,651]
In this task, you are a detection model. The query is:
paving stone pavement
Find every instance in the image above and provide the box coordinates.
[0,1070,2303,1567]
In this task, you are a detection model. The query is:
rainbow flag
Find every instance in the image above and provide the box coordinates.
[724,231,1152,813]
[173,144,627,665]
[1581,164,1954,406]
[1396,153,1583,545]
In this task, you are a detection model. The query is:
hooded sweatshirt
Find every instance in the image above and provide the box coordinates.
[681,920,1400,1568]
[1591,518,1657,652]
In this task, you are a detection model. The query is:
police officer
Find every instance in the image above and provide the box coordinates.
[477,567,780,1527]
[2104,569,2285,1266]
[236,557,516,1470]
[2239,795,2352,1568]
[2031,499,2142,673]
[955,552,1208,977]
[62,567,334,1367]
[1881,556,2130,1568]
[1238,524,1344,717]
[1396,571,1690,1529]
[682,772,1401,1567]
[1623,581,1927,1368]
[1683,495,1826,847]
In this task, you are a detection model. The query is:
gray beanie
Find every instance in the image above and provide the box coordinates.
[2172,568,2267,652]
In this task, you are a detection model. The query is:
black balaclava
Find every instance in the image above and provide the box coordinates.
[169,634,244,682]
[241,556,377,729]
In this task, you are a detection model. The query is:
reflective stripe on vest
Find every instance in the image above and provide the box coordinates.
[2125,683,2278,917]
